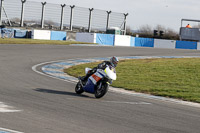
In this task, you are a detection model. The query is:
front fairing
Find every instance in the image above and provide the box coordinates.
[104,66,117,80]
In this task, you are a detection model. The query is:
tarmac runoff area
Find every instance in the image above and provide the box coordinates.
[32,56,200,108]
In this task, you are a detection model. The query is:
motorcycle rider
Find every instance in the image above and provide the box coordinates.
[80,56,119,83]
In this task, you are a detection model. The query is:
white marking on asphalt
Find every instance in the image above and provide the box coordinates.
[109,87,200,108]
[32,60,77,84]
[0,102,21,113]
[0,127,24,133]
[103,101,152,105]
[60,98,152,105]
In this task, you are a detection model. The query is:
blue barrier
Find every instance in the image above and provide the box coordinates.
[0,28,15,38]
[130,37,135,47]
[96,33,114,46]
[176,41,197,50]
[51,31,66,40]
[135,37,154,47]
[14,30,28,38]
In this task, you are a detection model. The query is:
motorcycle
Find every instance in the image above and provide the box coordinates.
[75,66,117,98]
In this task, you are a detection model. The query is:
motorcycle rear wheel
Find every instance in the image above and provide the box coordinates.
[95,83,108,98]
[75,81,84,94]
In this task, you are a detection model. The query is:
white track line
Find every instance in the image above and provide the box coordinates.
[103,101,151,105]
[0,102,21,113]
[0,127,24,133]
[32,59,83,84]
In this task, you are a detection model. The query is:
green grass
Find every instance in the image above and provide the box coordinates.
[0,38,94,45]
[64,58,200,103]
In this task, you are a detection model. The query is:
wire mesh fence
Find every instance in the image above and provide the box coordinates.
[0,0,127,33]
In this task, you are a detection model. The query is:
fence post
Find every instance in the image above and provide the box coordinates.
[106,11,111,31]
[20,0,26,27]
[60,4,66,30]
[0,0,4,26]
[88,8,94,33]
[69,5,75,31]
[41,2,47,29]
[123,13,128,35]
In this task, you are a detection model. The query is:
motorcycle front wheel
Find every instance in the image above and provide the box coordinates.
[95,83,108,98]
[75,81,84,94]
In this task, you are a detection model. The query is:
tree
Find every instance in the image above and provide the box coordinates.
[139,24,152,35]
[129,24,179,40]
[126,25,131,35]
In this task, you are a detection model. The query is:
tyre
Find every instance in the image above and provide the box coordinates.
[95,83,108,98]
[75,81,84,94]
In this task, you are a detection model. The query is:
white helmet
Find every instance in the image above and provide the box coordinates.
[110,56,119,67]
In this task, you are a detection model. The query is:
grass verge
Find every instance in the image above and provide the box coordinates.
[64,58,200,103]
[0,38,94,45]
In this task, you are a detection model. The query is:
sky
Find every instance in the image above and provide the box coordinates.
[31,0,200,32]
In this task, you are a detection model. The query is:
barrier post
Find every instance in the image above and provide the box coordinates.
[106,11,111,31]
[88,8,94,33]
[0,0,4,25]
[123,13,128,35]
[41,2,47,29]
[20,0,26,27]
[69,5,75,31]
[60,4,66,30]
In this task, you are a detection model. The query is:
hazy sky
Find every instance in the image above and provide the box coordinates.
[31,0,200,32]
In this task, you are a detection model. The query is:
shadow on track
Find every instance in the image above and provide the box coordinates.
[34,88,94,99]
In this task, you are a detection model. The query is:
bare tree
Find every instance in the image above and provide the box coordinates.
[165,28,177,36]
[154,24,165,31]
[126,25,131,35]
[10,17,20,22]
[138,24,152,34]
[131,24,179,40]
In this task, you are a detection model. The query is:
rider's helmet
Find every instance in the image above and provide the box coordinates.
[110,56,119,67]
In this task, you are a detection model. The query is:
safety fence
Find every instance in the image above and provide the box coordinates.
[0,0,127,33]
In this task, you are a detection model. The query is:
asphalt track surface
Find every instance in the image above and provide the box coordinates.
[0,44,200,133]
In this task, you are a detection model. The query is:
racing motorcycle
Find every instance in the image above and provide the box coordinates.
[75,66,117,98]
